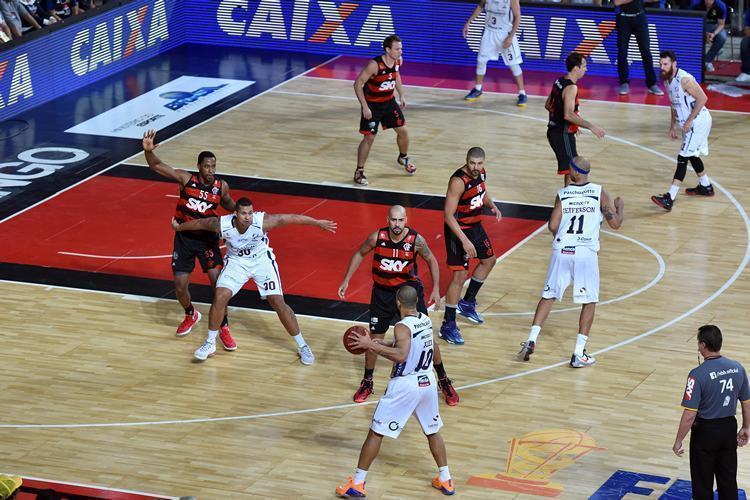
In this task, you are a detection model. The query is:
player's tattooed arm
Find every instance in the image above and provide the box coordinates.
[415,234,442,310]
[172,216,220,233]
[415,234,432,259]
[600,189,624,230]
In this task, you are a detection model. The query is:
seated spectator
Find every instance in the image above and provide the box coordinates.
[20,0,59,31]
[0,13,11,43]
[691,0,728,72]
[43,0,77,18]
[739,8,750,82]
[0,0,40,38]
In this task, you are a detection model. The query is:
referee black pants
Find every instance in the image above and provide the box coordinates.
[616,13,657,87]
[690,416,739,500]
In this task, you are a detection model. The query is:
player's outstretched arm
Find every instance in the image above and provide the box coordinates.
[142,129,191,185]
[263,214,337,233]
[171,217,220,234]
[338,231,378,299]
[600,189,624,230]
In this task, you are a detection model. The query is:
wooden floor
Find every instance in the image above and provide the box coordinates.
[2,76,750,499]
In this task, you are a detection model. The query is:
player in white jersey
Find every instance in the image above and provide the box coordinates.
[171,197,337,363]
[463,0,527,106]
[517,157,624,368]
[336,286,455,498]
[651,50,715,212]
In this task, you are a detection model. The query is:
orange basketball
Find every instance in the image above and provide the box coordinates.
[343,325,370,355]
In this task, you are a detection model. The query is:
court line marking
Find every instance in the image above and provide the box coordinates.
[483,229,666,317]
[0,472,180,499]
[1,90,747,429]
[58,251,173,260]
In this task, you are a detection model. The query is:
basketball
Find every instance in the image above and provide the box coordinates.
[343,325,370,355]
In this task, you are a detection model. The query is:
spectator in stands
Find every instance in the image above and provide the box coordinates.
[691,0,728,72]
[614,0,664,95]
[738,8,750,82]
[20,0,59,32]
[43,0,78,18]
[0,13,12,43]
[0,0,41,38]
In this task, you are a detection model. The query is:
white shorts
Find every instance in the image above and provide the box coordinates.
[478,27,523,66]
[216,251,283,298]
[679,113,711,157]
[370,372,443,439]
[541,246,599,304]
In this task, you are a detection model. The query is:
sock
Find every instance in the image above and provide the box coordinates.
[519,89,527,96]
[463,277,485,303]
[528,325,541,343]
[699,174,711,187]
[434,362,447,379]
[221,315,229,328]
[668,185,679,200]
[399,152,408,159]
[444,305,457,323]
[574,333,588,357]
[439,465,451,482]
[292,333,306,348]
[208,329,218,343]
[474,84,482,91]
[364,368,374,379]
[185,304,194,316]
[354,468,368,484]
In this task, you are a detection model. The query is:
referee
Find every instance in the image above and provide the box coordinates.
[613,0,663,96]
[673,325,750,500]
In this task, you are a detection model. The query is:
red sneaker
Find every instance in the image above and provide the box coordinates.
[176,309,201,337]
[353,378,374,403]
[219,326,237,351]
[438,377,459,406]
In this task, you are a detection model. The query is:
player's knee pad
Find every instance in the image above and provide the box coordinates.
[509,64,523,77]
[689,156,705,174]
[674,155,688,181]
[476,58,489,76]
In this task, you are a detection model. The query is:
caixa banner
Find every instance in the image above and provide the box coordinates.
[187,0,703,80]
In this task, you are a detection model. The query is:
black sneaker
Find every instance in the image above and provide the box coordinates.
[517,341,536,361]
[685,184,714,196]
[650,193,674,211]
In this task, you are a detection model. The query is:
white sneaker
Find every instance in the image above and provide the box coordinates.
[298,344,315,365]
[194,340,216,361]
[705,62,715,72]
[736,73,750,83]
[570,351,596,368]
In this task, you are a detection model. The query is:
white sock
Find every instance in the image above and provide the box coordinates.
[207,329,218,342]
[474,84,482,91]
[354,468,368,484]
[668,185,679,200]
[439,465,451,482]
[292,333,306,348]
[528,325,541,343]
[519,90,527,96]
[699,174,711,187]
[574,333,588,357]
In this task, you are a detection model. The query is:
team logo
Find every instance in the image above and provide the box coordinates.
[402,242,412,251]
[579,287,586,294]
[418,375,430,387]
[212,186,219,195]
[543,285,551,292]
[159,84,228,111]
[388,421,400,431]
[684,377,695,400]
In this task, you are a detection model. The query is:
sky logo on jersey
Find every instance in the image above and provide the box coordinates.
[159,84,228,111]
[684,376,695,400]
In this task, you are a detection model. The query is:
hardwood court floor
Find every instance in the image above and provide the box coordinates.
[2,76,750,499]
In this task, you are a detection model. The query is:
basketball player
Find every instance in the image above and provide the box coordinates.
[353,34,415,186]
[517,156,624,368]
[171,197,337,363]
[336,286,455,498]
[142,129,236,347]
[651,50,715,212]
[337,205,459,406]
[545,52,606,186]
[463,0,527,106]
[440,147,502,346]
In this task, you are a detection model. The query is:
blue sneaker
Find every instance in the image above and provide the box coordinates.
[439,320,465,345]
[516,93,528,107]
[458,299,484,324]
[464,88,483,101]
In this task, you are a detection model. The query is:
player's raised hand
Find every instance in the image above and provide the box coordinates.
[337,281,349,300]
[142,129,159,152]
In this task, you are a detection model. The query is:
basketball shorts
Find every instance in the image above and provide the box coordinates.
[547,128,578,175]
[369,282,428,335]
[360,98,405,135]
[679,113,712,157]
[478,27,523,66]
[541,246,599,304]
[172,232,222,274]
[371,371,443,439]
[444,223,494,270]
[216,250,283,298]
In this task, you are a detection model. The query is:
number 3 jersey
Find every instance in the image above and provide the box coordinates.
[219,212,269,260]
[553,182,603,252]
[391,313,434,378]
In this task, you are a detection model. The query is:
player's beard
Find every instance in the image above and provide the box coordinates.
[391,226,403,235]
[660,67,675,81]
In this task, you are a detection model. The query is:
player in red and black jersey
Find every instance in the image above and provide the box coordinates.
[441,147,502,345]
[545,52,605,186]
[337,205,458,406]
[352,34,416,186]
[142,130,237,347]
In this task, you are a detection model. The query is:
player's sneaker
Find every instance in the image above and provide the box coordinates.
[464,88,483,101]
[685,184,715,196]
[650,193,674,211]
[194,340,216,361]
[397,154,417,175]
[176,309,201,337]
[457,299,484,324]
[516,93,528,107]
[353,377,374,403]
[219,326,237,351]
[570,351,596,368]
[439,320,464,345]
[353,167,368,186]
[432,477,456,495]
[438,377,459,406]
[517,340,535,361]
[298,344,315,365]
[335,477,366,498]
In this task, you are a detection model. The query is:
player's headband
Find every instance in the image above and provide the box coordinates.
[570,158,590,175]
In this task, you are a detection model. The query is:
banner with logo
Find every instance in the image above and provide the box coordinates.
[66,76,254,138]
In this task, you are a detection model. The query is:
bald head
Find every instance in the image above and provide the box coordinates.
[387,205,407,235]
[570,156,591,180]
[396,285,419,310]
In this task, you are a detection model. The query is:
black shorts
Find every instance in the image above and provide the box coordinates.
[172,232,222,274]
[360,99,405,135]
[444,223,494,271]
[369,281,427,334]
[547,127,578,175]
